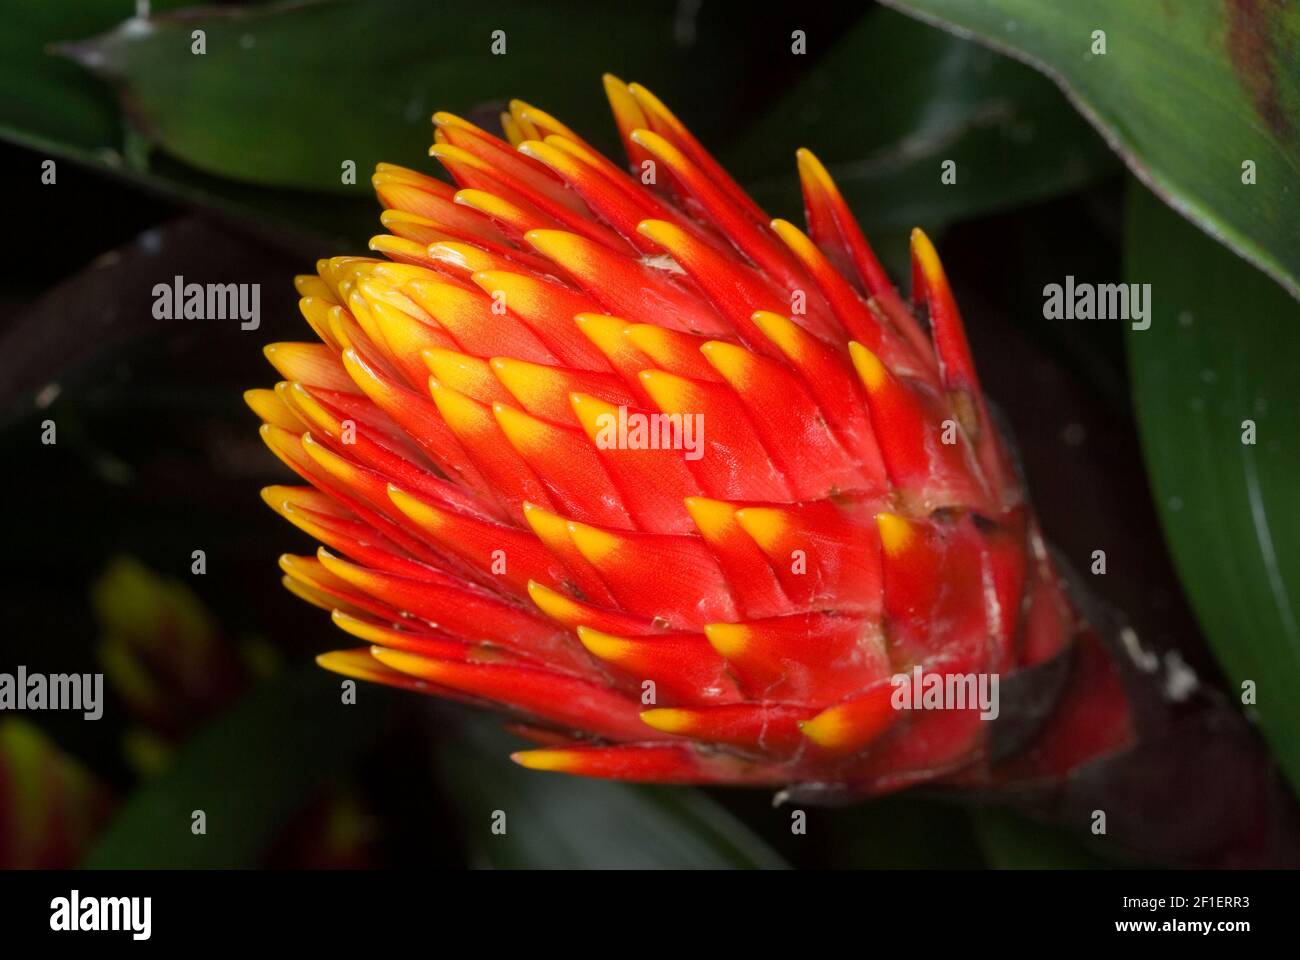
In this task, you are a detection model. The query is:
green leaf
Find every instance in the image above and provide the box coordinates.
[0,0,138,161]
[435,718,788,869]
[883,0,1300,301]
[0,0,378,250]
[970,809,1121,869]
[84,666,391,868]
[57,0,766,194]
[1125,182,1300,795]
[727,6,1116,236]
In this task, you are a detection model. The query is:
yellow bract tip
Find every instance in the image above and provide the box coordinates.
[453,189,517,221]
[909,227,946,287]
[626,83,678,130]
[527,580,581,623]
[428,380,488,434]
[567,521,623,564]
[510,100,581,142]
[639,708,694,734]
[750,310,802,357]
[428,143,485,170]
[575,626,633,662]
[799,705,850,748]
[500,110,525,147]
[769,218,817,260]
[300,433,358,485]
[243,388,301,431]
[622,323,676,356]
[523,229,589,268]
[315,650,381,682]
[848,341,888,392]
[426,240,492,273]
[510,749,578,772]
[388,484,444,530]
[259,486,292,514]
[733,507,789,552]
[423,346,478,381]
[573,312,633,353]
[330,610,389,646]
[795,147,838,197]
[491,356,554,406]
[432,110,478,132]
[507,100,542,143]
[683,496,737,540]
[703,622,751,658]
[876,512,915,556]
[603,74,646,134]
[635,218,682,249]
[521,501,568,542]
[369,646,442,681]
[699,340,755,387]
[636,367,696,414]
[492,401,549,453]
[568,391,618,439]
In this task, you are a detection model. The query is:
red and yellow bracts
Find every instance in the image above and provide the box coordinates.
[248,77,1132,794]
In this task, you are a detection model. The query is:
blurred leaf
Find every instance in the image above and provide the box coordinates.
[436,718,787,869]
[970,809,1119,869]
[0,0,367,251]
[1125,183,1300,795]
[1,720,115,869]
[91,555,258,749]
[0,0,171,159]
[817,795,986,868]
[92,555,219,663]
[884,0,1300,301]
[728,6,1116,235]
[84,666,390,867]
[59,0,781,193]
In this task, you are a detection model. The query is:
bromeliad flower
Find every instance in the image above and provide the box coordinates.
[248,77,1154,806]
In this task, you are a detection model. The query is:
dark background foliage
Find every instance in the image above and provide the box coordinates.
[1,0,1296,868]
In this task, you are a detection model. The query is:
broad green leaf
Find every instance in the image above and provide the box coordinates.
[57,0,770,194]
[727,6,1116,236]
[435,718,788,869]
[0,0,153,160]
[0,0,378,249]
[884,0,1300,301]
[84,666,392,868]
[1125,183,1300,795]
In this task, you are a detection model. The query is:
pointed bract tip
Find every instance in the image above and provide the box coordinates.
[640,708,693,734]
[575,625,631,661]
[798,707,847,748]
[876,512,915,556]
[703,622,749,658]
[847,341,887,392]
[795,147,833,187]
[909,226,945,283]
[511,748,578,772]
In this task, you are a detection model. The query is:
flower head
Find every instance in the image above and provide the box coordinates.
[249,77,1118,792]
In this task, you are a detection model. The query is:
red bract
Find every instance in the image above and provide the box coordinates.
[248,77,1132,792]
